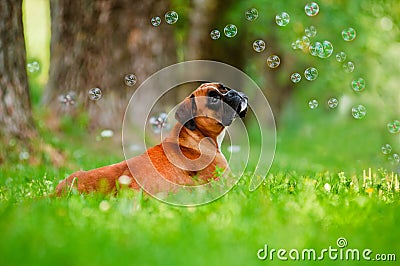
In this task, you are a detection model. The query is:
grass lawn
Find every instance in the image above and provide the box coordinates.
[1,122,399,265]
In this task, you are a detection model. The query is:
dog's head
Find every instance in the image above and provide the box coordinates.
[175,83,248,136]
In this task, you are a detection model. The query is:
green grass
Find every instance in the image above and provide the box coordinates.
[1,123,399,265]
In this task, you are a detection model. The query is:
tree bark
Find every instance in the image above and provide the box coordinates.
[44,0,176,131]
[0,0,36,143]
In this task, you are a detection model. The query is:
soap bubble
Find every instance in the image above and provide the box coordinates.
[88,88,102,101]
[305,2,319,16]
[59,92,76,106]
[309,42,323,56]
[381,144,392,155]
[393,153,400,163]
[253,40,266,52]
[304,67,318,81]
[290,73,301,83]
[295,39,302,49]
[224,24,238,38]
[335,52,346,62]
[351,78,366,92]
[318,40,333,58]
[266,55,281,68]
[343,61,355,73]
[149,112,170,134]
[275,12,290,26]
[327,97,338,108]
[342,28,356,41]
[210,29,221,40]
[151,16,161,27]
[301,36,310,48]
[165,11,179,24]
[245,8,258,21]
[387,120,400,134]
[305,25,317,37]
[308,99,319,109]
[351,105,366,119]
[124,74,137,86]
[19,151,30,161]
[27,61,40,73]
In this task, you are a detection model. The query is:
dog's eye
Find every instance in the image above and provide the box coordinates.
[209,95,220,104]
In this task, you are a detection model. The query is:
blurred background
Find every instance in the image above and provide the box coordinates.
[1,0,400,173]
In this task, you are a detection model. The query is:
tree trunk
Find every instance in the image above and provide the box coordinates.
[44,0,176,131]
[0,0,36,145]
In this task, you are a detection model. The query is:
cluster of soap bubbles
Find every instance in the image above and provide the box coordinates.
[149,112,170,134]
[151,10,179,26]
[305,26,317,38]
[382,144,400,164]
[307,97,339,110]
[284,3,366,120]
[290,67,318,83]
[335,52,346,62]
[343,61,355,73]
[210,8,262,40]
[292,27,315,50]
[336,52,355,73]
[210,24,238,40]
[309,40,334,58]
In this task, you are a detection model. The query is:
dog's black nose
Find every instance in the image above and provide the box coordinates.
[224,90,241,101]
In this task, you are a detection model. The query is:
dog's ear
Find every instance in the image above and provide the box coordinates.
[175,95,196,130]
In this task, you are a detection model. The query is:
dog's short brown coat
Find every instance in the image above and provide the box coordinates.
[55,83,247,195]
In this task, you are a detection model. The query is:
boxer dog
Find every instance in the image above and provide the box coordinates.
[55,83,248,196]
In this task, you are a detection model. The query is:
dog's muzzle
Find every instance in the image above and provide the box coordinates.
[221,89,248,126]
[224,90,248,117]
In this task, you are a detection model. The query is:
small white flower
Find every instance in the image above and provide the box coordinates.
[324,183,331,192]
[99,200,111,212]
[118,175,132,186]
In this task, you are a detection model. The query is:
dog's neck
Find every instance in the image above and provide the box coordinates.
[166,123,222,152]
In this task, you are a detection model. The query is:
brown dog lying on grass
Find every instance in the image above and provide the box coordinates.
[55,83,248,196]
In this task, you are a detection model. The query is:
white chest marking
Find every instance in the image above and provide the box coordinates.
[216,129,226,152]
